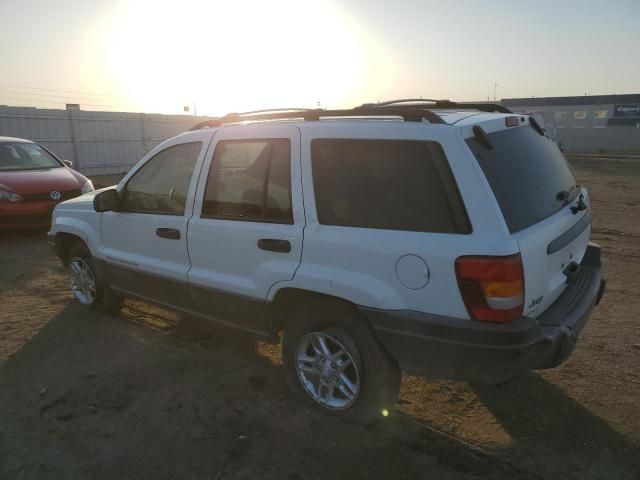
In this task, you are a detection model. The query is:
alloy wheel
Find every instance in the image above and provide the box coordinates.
[295,331,361,410]
[69,257,97,306]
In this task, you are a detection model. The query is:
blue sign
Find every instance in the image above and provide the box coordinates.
[614,104,640,117]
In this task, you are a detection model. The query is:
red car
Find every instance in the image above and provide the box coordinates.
[0,136,93,230]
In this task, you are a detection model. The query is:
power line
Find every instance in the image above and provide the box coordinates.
[0,96,64,106]
[0,89,129,108]
[0,83,125,100]
[0,95,131,110]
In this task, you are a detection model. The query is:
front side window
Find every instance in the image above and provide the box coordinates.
[121,142,202,215]
[0,142,61,171]
[311,139,470,233]
[202,139,292,223]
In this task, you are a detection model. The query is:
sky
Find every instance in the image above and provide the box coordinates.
[0,0,638,116]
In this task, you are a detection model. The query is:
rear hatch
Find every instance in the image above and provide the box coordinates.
[466,119,591,318]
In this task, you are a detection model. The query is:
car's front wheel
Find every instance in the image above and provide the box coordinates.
[283,299,400,425]
[69,256,98,306]
[67,241,124,313]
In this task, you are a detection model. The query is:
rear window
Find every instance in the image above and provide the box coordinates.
[466,125,578,233]
[311,139,470,233]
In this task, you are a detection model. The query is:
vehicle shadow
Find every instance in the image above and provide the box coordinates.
[468,373,640,479]
[0,227,49,240]
[0,303,477,480]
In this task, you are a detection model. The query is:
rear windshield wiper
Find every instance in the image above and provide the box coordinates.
[557,184,587,214]
[529,116,545,136]
[556,184,581,203]
[472,125,493,150]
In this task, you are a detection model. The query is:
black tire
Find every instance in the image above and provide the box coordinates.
[67,241,124,313]
[282,298,400,425]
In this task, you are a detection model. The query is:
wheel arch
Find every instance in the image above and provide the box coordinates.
[54,232,89,266]
[267,287,367,334]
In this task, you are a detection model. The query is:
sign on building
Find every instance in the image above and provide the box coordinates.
[614,104,640,117]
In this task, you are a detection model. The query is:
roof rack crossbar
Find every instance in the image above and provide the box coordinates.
[357,98,444,108]
[189,108,320,131]
[230,108,316,115]
[361,98,512,114]
[438,102,512,114]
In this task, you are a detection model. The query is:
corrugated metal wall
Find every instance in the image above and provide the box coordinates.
[0,106,214,175]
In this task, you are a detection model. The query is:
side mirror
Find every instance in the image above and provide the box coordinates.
[62,159,73,168]
[93,189,120,212]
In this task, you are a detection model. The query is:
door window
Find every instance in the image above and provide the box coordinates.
[201,139,293,224]
[121,142,202,215]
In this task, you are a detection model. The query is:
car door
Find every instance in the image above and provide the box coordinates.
[187,125,304,334]
[100,136,207,309]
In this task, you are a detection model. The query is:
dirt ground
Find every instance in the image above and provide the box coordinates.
[1,157,639,479]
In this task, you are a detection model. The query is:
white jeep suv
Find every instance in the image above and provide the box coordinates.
[48,100,605,424]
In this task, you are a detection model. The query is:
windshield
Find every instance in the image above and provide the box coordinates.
[0,142,61,171]
[466,125,578,233]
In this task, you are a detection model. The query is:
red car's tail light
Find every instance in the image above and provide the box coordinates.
[455,254,524,323]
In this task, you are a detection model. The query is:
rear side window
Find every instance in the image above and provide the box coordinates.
[466,125,578,233]
[202,139,293,223]
[311,139,470,233]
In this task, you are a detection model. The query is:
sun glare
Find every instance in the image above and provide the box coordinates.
[101,0,376,115]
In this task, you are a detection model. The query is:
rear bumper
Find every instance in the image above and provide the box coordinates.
[361,243,605,384]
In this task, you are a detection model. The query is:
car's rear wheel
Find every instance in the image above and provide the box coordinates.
[283,299,400,425]
[295,328,362,410]
[67,241,124,313]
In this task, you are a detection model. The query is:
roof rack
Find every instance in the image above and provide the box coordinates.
[357,98,512,114]
[188,99,512,131]
[189,108,316,130]
[359,98,442,107]
[189,107,447,130]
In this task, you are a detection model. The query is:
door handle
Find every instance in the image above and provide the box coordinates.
[156,228,181,240]
[257,238,291,253]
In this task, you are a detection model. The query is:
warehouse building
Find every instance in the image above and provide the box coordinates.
[502,94,640,152]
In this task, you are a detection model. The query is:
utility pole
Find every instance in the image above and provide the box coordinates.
[493,83,498,101]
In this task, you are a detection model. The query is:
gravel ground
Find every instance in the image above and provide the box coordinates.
[1,157,639,479]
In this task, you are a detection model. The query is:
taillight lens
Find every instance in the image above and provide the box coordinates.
[455,254,524,323]
[505,116,520,127]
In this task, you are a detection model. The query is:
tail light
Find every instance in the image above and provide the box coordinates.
[505,116,520,127]
[455,254,524,323]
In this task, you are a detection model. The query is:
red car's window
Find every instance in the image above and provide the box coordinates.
[0,142,61,171]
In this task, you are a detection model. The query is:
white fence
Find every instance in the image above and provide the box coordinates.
[0,106,214,175]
